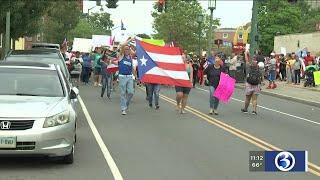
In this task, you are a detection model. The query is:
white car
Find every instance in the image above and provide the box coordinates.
[0,62,78,164]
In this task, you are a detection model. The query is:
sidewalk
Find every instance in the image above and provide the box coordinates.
[235,80,320,108]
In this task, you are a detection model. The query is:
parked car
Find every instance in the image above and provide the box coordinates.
[4,49,70,80]
[32,43,60,50]
[0,61,78,164]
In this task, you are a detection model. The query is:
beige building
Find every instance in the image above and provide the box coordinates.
[306,0,320,9]
[274,32,320,54]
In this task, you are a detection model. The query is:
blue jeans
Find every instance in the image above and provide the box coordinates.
[101,75,112,98]
[119,75,134,111]
[147,84,160,106]
[81,67,91,83]
[209,86,219,110]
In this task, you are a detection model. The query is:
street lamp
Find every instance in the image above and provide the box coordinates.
[197,14,204,57]
[208,0,216,58]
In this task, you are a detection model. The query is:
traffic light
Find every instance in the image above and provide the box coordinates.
[96,0,101,6]
[106,0,118,8]
[158,0,165,12]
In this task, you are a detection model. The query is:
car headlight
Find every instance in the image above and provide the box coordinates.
[43,111,70,128]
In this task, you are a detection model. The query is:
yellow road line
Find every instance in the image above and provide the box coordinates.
[138,87,320,176]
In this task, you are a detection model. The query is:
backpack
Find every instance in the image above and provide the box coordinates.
[247,67,260,85]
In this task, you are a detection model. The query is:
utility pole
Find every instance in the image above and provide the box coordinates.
[208,0,216,58]
[5,10,11,56]
[249,0,259,63]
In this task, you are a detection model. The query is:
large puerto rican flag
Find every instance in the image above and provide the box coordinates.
[135,39,192,87]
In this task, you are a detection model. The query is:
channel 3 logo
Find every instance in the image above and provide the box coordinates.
[265,151,308,172]
[274,151,296,171]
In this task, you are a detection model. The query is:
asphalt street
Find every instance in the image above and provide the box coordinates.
[1,83,320,180]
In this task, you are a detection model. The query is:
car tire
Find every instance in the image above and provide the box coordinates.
[61,145,74,164]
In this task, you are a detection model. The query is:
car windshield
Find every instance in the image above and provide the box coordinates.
[0,68,64,97]
[6,56,69,77]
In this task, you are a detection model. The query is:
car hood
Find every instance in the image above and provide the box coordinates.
[0,96,67,118]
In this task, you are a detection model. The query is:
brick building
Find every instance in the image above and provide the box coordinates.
[214,28,236,47]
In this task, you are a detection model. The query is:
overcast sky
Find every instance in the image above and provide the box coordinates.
[83,0,253,37]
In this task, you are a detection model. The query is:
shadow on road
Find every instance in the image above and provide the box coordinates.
[0,157,70,169]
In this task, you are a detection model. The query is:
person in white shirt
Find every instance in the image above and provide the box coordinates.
[229,53,238,79]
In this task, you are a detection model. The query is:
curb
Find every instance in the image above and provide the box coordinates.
[235,85,320,108]
[287,84,320,92]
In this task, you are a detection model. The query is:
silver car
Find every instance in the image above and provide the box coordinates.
[0,62,78,164]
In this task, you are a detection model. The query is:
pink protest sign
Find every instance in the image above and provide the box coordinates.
[213,72,236,104]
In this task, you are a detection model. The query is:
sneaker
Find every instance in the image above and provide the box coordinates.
[155,105,160,110]
[121,110,127,115]
[209,109,213,115]
[252,111,257,115]
[241,108,248,114]
[98,84,102,87]
[149,104,152,108]
[213,110,219,115]
[180,109,186,114]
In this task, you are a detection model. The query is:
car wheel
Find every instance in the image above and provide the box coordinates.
[61,145,74,164]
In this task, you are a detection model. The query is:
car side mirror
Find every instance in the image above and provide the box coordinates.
[70,87,79,99]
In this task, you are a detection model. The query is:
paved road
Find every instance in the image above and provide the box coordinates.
[1,84,320,180]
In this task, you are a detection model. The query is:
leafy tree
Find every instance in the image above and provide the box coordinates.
[42,0,81,44]
[68,16,113,43]
[0,0,48,39]
[257,0,302,54]
[152,0,220,52]
[257,0,320,54]
[88,12,114,35]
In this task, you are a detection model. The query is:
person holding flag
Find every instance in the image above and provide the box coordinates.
[134,37,192,113]
[175,55,193,114]
[113,37,136,115]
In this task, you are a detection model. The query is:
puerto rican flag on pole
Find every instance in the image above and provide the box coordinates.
[135,39,192,87]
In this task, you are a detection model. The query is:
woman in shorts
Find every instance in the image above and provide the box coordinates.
[241,62,261,115]
[175,55,193,114]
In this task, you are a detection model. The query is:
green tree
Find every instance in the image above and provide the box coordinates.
[68,15,113,43]
[0,0,48,39]
[88,12,114,35]
[43,0,81,44]
[257,0,302,54]
[152,0,219,52]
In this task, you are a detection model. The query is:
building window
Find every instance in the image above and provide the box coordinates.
[223,33,228,39]
[238,34,243,39]
[0,34,2,48]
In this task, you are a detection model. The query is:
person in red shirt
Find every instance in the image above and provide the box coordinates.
[304,52,314,66]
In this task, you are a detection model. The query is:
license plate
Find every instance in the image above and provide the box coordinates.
[0,136,17,148]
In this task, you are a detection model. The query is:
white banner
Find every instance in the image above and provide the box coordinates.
[72,38,92,53]
[92,35,111,47]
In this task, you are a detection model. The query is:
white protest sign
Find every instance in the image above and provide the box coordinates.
[92,35,111,47]
[72,38,92,53]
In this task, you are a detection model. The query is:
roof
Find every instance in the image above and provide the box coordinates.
[0,61,52,68]
[10,49,59,55]
[215,28,237,32]
[32,43,60,50]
